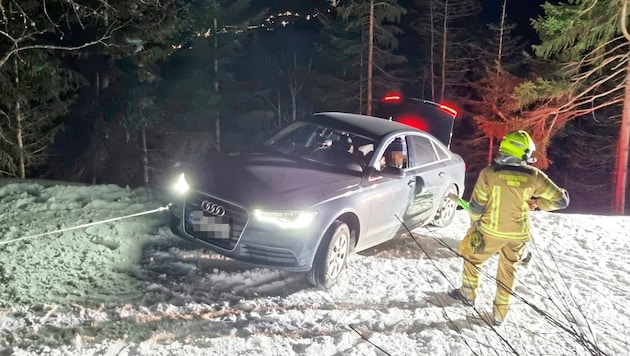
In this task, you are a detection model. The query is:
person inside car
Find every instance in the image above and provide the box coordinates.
[380,137,405,169]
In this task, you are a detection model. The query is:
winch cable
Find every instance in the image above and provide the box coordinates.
[413,217,608,356]
[396,215,519,356]
[348,325,392,356]
[0,205,170,246]
[524,238,600,351]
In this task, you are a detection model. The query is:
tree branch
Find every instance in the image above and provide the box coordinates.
[0,36,110,68]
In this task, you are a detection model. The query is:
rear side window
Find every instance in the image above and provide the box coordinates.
[434,142,450,161]
[407,135,437,167]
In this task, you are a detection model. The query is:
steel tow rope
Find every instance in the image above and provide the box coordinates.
[0,205,170,246]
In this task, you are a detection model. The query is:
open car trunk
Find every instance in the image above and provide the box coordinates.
[374,95,457,148]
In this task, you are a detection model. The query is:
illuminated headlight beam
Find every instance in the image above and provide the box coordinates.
[254,209,318,229]
[173,173,190,195]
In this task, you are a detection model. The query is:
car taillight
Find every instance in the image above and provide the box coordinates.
[438,104,458,117]
[382,94,402,102]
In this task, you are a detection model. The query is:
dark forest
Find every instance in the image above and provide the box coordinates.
[1,0,628,214]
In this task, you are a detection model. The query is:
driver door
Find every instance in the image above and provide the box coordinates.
[360,137,411,248]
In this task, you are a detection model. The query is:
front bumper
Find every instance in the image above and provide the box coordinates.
[168,195,323,272]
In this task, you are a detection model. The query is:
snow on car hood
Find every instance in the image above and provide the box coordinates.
[184,152,362,210]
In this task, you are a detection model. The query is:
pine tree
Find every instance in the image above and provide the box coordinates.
[463,0,528,166]
[409,0,481,102]
[324,0,407,115]
[0,52,81,177]
[0,0,181,180]
[158,0,268,152]
[516,0,630,213]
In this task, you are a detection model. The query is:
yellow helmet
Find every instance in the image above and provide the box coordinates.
[499,130,536,162]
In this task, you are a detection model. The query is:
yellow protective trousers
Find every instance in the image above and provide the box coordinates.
[459,233,526,321]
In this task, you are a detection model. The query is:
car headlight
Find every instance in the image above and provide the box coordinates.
[253,209,318,229]
[172,173,190,195]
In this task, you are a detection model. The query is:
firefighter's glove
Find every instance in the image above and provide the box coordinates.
[459,222,483,256]
[470,229,484,254]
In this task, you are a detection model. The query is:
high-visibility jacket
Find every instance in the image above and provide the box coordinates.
[469,162,569,241]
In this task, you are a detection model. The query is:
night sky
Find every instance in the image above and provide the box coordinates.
[482,0,548,43]
[264,0,548,44]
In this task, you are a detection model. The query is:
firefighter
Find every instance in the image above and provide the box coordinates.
[448,130,570,325]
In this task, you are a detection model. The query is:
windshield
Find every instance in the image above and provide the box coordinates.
[262,121,378,170]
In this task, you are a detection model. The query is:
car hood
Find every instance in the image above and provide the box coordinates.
[183,152,362,210]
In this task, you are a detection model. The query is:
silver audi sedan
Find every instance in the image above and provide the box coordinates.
[167,112,465,289]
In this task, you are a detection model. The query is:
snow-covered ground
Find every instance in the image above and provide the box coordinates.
[0,180,628,355]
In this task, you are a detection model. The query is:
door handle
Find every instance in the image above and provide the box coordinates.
[439,171,445,178]
[408,180,415,187]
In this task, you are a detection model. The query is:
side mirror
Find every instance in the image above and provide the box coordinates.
[344,161,364,173]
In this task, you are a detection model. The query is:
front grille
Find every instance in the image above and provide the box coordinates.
[184,193,248,250]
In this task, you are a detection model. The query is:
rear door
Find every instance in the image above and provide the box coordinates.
[401,133,443,229]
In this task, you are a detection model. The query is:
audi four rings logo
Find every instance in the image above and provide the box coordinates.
[201,200,226,216]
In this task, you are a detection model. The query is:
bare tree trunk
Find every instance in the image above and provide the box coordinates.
[359,45,364,114]
[286,52,307,122]
[277,87,282,126]
[213,15,221,152]
[14,56,25,179]
[291,95,297,121]
[215,117,221,152]
[291,53,297,121]
[367,0,374,116]
[487,0,507,166]
[440,0,449,102]
[497,0,506,75]
[488,139,494,166]
[141,127,149,186]
[614,59,630,214]
[429,3,436,101]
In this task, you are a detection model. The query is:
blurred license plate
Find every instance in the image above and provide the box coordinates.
[191,211,231,239]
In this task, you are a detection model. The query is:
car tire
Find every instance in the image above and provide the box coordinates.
[432,185,458,227]
[307,220,351,290]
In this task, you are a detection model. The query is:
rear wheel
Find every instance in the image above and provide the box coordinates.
[307,221,350,289]
[432,185,458,227]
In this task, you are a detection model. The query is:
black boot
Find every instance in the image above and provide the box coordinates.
[448,288,475,307]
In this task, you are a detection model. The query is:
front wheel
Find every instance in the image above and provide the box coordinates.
[307,221,351,290]
[432,185,458,227]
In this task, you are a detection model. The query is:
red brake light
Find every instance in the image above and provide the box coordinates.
[382,94,402,102]
[438,104,457,117]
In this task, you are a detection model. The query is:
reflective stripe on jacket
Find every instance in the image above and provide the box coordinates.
[468,163,569,241]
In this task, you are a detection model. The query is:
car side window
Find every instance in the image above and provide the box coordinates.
[378,137,407,170]
[407,135,437,167]
[434,142,450,160]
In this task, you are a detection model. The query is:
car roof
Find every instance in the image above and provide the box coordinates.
[307,112,420,139]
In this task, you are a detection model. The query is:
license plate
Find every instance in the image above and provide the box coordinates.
[190,211,231,239]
